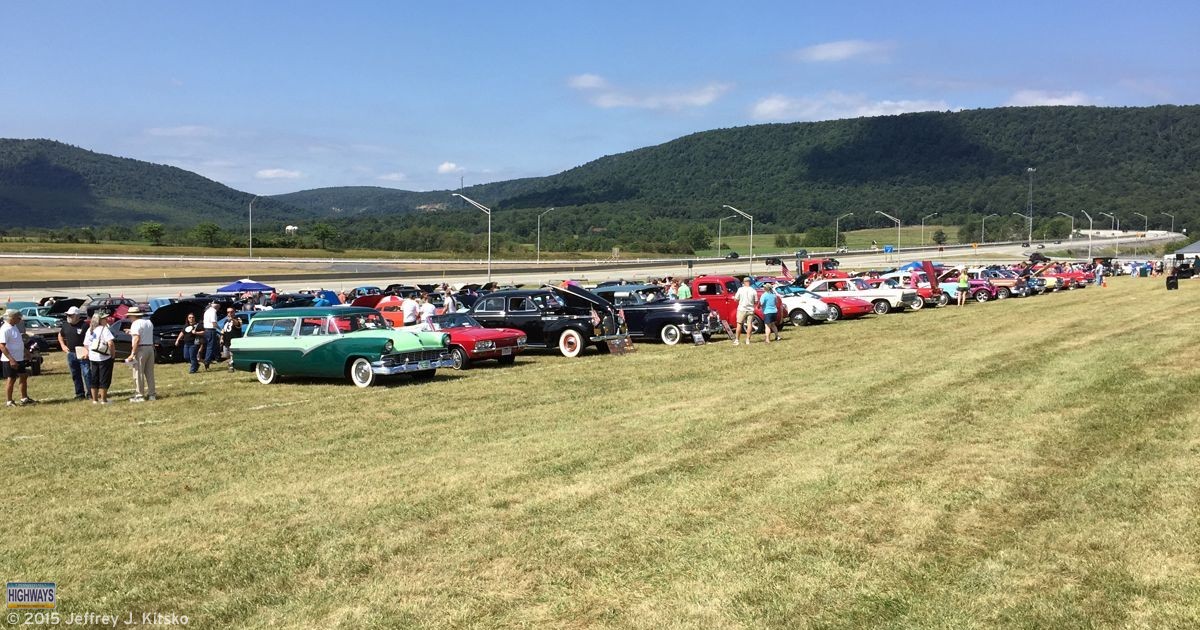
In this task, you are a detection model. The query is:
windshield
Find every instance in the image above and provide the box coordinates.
[429,313,481,330]
[332,313,389,333]
[850,278,871,290]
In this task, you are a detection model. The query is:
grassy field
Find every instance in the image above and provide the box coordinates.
[701,225,960,257]
[3,277,1200,628]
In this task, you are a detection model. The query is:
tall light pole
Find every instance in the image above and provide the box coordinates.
[835,212,854,250]
[1162,212,1176,233]
[1100,212,1117,231]
[921,212,938,246]
[722,205,753,275]
[452,193,493,283]
[1081,210,1094,259]
[1100,212,1117,257]
[1013,212,1032,243]
[1133,212,1148,233]
[536,207,554,264]
[248,195,258,259]
[717,214,737,256]
[1026,167,1036,243]
[982,213,998,243]
[1056,212,1074,238]
[875,210,901,257]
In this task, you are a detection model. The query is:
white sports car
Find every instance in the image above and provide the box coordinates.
[805,277,921,315]
[771,285,832,326]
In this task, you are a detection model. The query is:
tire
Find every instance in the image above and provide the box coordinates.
[909,298,925,311]
[750,315,765,334]
[497,354,516,365]
[659,324,683,345]
[789,309,812,327]
[450,346,470,370]
[936,292,950,307]
[974,290,991,303]
[872,300,891,315]
[559,329,585,358]
[996,287,1011,300]
[827,305,842,321]
[349,357,375,388]
[30,361,42,377]
[255,362,278,385]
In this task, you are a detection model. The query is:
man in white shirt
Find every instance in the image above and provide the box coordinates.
[400,295,419,326]
[202,302,219,369]
[127,307,156,402]
[418,294,437,323]
[733,277,759,346]
[0,309,33,406]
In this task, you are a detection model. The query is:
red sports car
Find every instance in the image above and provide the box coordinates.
[416,313,527,370]
[819,295,873,321]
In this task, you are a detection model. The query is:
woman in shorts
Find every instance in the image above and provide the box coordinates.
[84,313,115,404]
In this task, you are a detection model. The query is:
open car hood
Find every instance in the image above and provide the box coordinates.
[151,301,207,326]
[547,284,614,311]
[46,298,85,316]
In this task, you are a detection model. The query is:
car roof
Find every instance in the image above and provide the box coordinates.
[250,306,378,319]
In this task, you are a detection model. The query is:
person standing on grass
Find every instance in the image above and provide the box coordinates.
[84,313,114,405]
[176,312,203,374]
[1,309,34,407]
[400,293,419,326]
[676,278,692,300]
[418,294,437,324]
[956,269,970,306]
[760,282,780,343]
[1094,262,1105,288]
[733,276,759,346]
[58,306,91,401]
[126,307,156,403]
[201,302,219,370]
[220,308,242,371]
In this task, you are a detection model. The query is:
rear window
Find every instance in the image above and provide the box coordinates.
[476,297,503,312]
[246,318,297,337]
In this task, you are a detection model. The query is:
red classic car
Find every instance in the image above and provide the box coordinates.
[774,284,872,321]
[411,312,527,370]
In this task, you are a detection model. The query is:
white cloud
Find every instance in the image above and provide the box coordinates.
[1006,89,1095,106]
[145,125,218,138]
[255,168,302,180]
[793,39,893,63]
[750,91,950,122]
[378,171,408,182]
[437,161,464,174]
[567,73,731,111]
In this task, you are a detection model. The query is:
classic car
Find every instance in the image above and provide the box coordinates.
[16,308,62,329]
[805,277,921,315]
[968,267,1029,299]
[591,284,720,344]
[19,319,60,352]
[404,313,526,369]
[231,306,453,387]
[469,285,628,358]
[81,293,140,318]
[937,269,999,302]
[797,257,849,280]
[347,286,383,300]
[689,275,785,333]
[861,277,931,310]
[767,284,833,325]
[773,284,869,321]
[877,271,950,307]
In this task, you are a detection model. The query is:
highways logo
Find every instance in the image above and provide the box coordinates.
[6,582,55,609]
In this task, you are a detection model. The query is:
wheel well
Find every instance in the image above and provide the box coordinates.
[343,355,368,376]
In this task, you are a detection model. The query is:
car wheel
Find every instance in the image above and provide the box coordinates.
[559,329,585,358]
[937,293,950,307]
[350,357,375,387]
[827,305,842,321]
[872,300,891,315]
[996,287,1011,300]
[974,290,991,303]
[30,360,42,377]
[255,363,278,385]
[909,298,924,311]
[497,354,516,365]
[659,324,682,345]
[789,309,811,327]
[750,315,764,334]
[450,346,470,370]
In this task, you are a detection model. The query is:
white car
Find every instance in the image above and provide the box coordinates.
[771,285,832,326]
[879,271,951,307]
[805,277,921,315]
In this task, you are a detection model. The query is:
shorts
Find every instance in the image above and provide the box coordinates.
[736,310,755,324]
[762,311,778,324]
[89,358,114,390]
[2,360,28,378]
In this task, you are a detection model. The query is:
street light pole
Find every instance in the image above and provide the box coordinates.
[1162,212,1175,233]
[452,193,493,283]
[717,214,737,256]
[1026,167,1036,244]
[1133,212,1149,257]
[835,212,854,250]
[1056,212,1074,238]
[722,205,753,275]
[1080,210,1094,260]
[921,212,938,246]
[875,210,901,257]
[1100,212,1117,257]
[1013,212,1032,243]
[248,195,258,259]
[982,213,998,243]
[536,207,554,264]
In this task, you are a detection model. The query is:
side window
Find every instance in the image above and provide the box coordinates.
[299,317,326,335]
[509,297,534,312]
[476,297,503,313]
[245,321,270,337]
[697,283,719,296]
[724,281,739,293]
[267,318,298,336]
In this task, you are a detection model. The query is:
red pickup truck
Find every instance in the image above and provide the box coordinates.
[690,275,784,332]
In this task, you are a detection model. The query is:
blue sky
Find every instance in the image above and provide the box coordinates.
[2,1,1196,194]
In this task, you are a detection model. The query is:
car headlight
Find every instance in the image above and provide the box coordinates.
[474,340,495,352]
[516,335,527,346]
[441,333,451,348]
[383,340,394,353]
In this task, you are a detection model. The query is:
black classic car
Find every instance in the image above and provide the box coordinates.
[469,285,629,357]
[591,284,719,345]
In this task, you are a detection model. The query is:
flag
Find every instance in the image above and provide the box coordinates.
[590,309,601,326]
[781,261,793,281]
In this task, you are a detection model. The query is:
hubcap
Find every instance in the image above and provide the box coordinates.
[664,327,679,343]
[354,361,370,383]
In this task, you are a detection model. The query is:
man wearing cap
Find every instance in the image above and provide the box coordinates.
[58,306,91,400]
[201,301,219,370]
[0,309,34,406]
[127,307,156,402]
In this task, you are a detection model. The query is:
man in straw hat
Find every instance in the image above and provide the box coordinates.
[126,306,156,402]
[0,309,34,406]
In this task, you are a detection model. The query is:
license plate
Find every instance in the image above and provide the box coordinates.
[418,360,431,369]
[501,347,512,355]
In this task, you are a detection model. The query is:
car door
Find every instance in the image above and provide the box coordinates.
[471,296,507,330]
[505,296,545,346]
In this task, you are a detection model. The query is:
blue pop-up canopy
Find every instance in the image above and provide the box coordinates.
[899,261,925,271]
[217,278,274,293]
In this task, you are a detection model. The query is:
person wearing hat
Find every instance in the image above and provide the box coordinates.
[126,306,156,402]
[58,306,91,400]
[760,281,781,343]
[1,309,35,406]
[201,301,219,370]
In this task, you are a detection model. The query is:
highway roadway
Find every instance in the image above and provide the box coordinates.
[0,234,1181,303]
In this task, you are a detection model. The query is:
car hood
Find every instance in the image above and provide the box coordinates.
[46,298,85,316]
[547,284,614,312]
[445,327,524,342]
[151,301,207,326]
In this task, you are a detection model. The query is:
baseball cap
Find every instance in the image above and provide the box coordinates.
[66,306,83,315]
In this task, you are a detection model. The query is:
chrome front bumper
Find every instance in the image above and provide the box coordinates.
[372,354,455,374]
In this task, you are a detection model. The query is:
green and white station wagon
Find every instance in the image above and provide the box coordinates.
[230,306,454,387]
